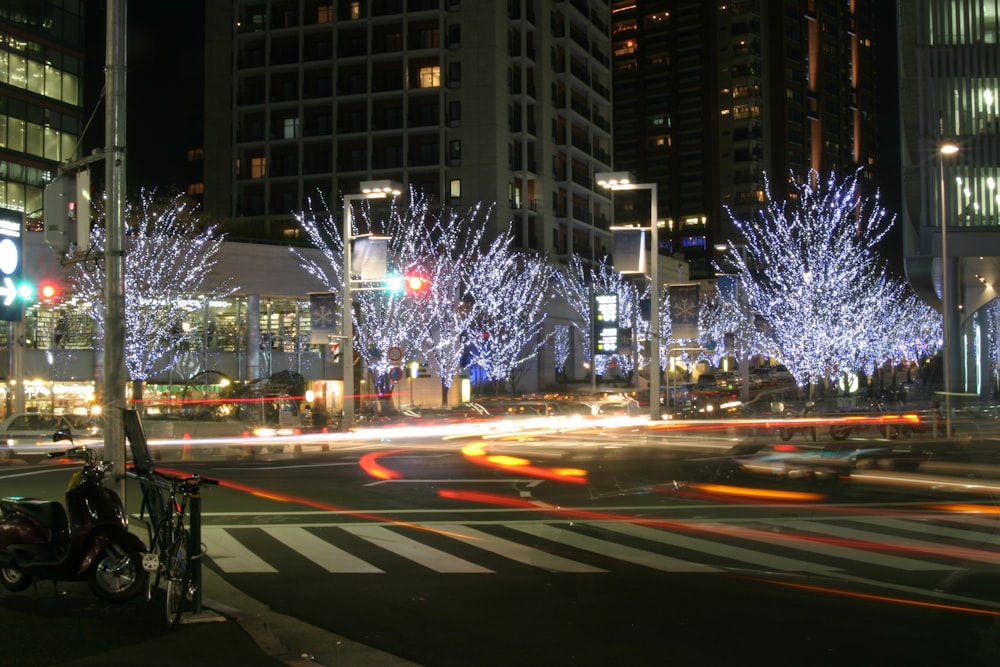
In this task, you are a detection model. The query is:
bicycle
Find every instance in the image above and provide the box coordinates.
[131,470,218,626]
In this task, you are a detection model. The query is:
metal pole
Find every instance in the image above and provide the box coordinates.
[940,146,958,437]
[648,185,661,420]
[104,0,127,500]
[739,245,750,403]
[190,489,203,614]
[341,195,357,429]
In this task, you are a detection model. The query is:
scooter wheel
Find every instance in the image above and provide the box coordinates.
[0,566,33,592]
[88,544,148,602]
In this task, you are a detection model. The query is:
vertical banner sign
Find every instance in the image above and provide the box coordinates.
[612,229,647,274]
[352,236,389,280]
[668,283,700,340]
[0,208,24,322]
[593,292,619,355]
[308,292,338,344]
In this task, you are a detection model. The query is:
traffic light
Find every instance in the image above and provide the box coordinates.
[39,282,60,302]
[0,207,25,322]
[385,274,404,293]
[404,274,430,295]
[43,170,90,253]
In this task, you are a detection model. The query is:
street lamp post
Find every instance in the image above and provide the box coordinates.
[341,180,403,429]
[714,243,751,403]
[939,141,959,437]
[596,172,660,420]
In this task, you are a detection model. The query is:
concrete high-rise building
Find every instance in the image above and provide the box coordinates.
[611,1,879,277]
[899,0,1000,399]
[203,0,617,268]
[0,1,86,229]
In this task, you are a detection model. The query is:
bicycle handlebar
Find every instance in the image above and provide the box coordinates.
[124,469,219,493]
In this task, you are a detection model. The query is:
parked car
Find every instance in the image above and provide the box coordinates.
[0,412,102,454]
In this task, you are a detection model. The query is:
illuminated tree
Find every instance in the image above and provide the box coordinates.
[466,241,552,394]
[298,192,550,407]
[70,190,231,400]
[723,170,940,390]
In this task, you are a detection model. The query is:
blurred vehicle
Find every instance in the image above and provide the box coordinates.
[695,373,718,390]
[0,413,102,454]
[584,398,640,416]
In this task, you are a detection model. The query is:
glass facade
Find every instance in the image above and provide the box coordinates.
[0,0,85,224]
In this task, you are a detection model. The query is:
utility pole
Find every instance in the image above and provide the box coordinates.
[104,0,127,499]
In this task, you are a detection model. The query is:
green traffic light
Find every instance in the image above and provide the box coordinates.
[16,282,34,301]
[386,275,403,292]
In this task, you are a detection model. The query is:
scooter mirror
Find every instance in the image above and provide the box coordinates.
[52,429,74,444]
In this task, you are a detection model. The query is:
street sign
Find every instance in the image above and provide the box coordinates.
[593,292,619,355]
[388,346,403,362]
[0,209,24,322]
[388,366,404,382]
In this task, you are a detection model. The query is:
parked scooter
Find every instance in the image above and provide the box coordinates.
[0,432,147,600]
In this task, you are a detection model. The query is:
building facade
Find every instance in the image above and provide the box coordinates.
[204,0,618,263]
[899,0,1000,398]
[0,0,85,229]
[610,0,879,277]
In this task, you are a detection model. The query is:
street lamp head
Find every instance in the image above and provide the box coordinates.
[595,171,633,189]
[360,179,404,196]
[940,142,960,156]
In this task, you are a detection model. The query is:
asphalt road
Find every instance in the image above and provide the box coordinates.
[5,421,1000,665]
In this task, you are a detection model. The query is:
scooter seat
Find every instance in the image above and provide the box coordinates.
[0,497,67,531]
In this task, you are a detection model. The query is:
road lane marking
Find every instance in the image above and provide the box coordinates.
[764,519,981,569]
[343,524,493,573]
[507,523,719,573]
[262,526,383,573]
[425,523,606,573]
[201,527,276,573]
[595,522,843,574]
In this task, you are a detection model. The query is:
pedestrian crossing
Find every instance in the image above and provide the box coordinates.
[199,514,1000,583]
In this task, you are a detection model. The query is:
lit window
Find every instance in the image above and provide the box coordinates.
[450,179,461,200]
[317,5,333,23]
[419,66,441,88]
[283,118,299,139]
[251,157,266,179]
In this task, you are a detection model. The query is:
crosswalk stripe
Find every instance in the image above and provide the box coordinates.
[262,526,383,573]
[772,519,996,566]
[507,523,720,573]
[201,527,277,573]
[343,524,493,573]
[595,522,843,574]
[863,517,1000,545]
[738,521,962,571]
[425,523,606,573]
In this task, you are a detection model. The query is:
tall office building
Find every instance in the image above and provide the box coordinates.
[611,0,879,277]
[204,0,617,268]
[0,1,85,228]
[899,0,1000,397]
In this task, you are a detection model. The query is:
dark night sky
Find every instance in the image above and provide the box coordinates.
[84,1,205,194]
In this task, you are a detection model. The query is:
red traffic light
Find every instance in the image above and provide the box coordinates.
[405,275,429,293]
[40,283,59,301]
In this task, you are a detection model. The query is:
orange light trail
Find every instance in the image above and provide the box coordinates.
[753,577,1000,617]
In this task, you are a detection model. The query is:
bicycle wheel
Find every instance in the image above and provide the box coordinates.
[165,526,191,627]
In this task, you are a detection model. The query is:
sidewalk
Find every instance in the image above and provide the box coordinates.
[0,566,420,667]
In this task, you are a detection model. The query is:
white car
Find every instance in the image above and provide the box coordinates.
[0,413,101,454]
